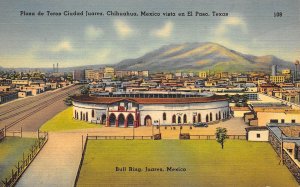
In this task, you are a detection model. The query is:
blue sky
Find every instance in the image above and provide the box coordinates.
[0,0,299,68]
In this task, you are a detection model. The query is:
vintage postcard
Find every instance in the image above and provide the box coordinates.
[0,0,300,186]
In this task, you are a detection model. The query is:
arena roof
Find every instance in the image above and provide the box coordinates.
[72,94,228,104]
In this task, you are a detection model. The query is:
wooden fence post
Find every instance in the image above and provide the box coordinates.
[81,135,84,153]
[21,127,22,138]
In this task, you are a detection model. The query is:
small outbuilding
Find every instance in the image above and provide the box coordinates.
[245,126,269,141]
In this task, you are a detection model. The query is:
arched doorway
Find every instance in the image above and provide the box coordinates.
[183,114,187,124]
[206,114,209,122]
[109,114,116,126]
[118,114,125,127]
[193,116,196,123]
[127,114,134,127]
[178,116,182,124]
[210,112,212,121]
[101,114,106,124]
[172,115,176,123]
[198,113,201,122]
[144,115,152,126]
[219,111,221,120]
[92,109,95,118]
[163,113,166,121]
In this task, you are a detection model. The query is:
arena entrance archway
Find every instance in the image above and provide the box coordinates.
[109,114,116,127]
[144,115,152,126]
[101,114,106,124]
[118,114,125,127]
[127,114,134,127]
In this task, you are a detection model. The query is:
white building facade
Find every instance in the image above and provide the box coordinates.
[72,92,230,127]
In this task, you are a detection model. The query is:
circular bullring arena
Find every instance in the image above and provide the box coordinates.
[71,92,230,127]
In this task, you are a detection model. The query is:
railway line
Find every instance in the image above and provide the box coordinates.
[0,84,81,130]
[0,85,79,117]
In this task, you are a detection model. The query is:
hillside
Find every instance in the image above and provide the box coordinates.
[115,42,293,72]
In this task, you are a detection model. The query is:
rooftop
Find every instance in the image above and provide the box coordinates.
[72,94,228,104]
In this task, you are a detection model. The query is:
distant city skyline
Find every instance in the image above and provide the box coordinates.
[0,0,299,68]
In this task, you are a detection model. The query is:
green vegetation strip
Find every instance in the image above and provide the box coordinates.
[40,107,101,132]
[0,137,36,180]
[77,140,298,187]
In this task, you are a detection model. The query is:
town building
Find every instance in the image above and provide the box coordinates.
[73,70,85,81]
[104,67,115,78]
[245,126,269,141]
[199,71,207,78]
[268,123,300,183]
[0,91,18,104]
[270,75,285,83]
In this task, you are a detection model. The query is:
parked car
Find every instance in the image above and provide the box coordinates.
[193,122,208,127]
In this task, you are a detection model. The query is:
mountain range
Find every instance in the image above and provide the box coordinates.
[1,42,294,73]
[115,42,294,72]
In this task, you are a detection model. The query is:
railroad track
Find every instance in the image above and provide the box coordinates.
[0,85,78,117]
[1,85,80,130]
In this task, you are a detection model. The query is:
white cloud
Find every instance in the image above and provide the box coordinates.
[216,17,247,36]
[85,25,103,39]
[151,21,174,38]
[50,40,73,53]
[113,19,133,39]
[212,16,249,53]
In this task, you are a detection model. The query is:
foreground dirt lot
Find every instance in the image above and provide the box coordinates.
[62,117,248,139]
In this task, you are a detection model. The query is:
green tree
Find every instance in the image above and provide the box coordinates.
[80,85,90,95]
[216,127,228,149]
[64,95,73,106]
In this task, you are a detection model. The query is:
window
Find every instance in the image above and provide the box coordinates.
[270,119,278,123]
[92,109,95,118]
[281,119,285,123]
[163,113,167,121]
[256,134,260,138]
[193,116,196,123]
[128,102,132,109]
[210,113,212,121]
[172,115,176,123]
[292,119,296,123]
[183,114,187,123]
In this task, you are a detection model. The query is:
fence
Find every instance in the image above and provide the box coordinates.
[74,135,88,187]
[1,132,48,187]
[87,135,153,140]
[0,126,23,141]
[5,128,23,138]
[188,134,246,140]
[190,135,216,140]
[227,135,247,140]
[0,128,4,141]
